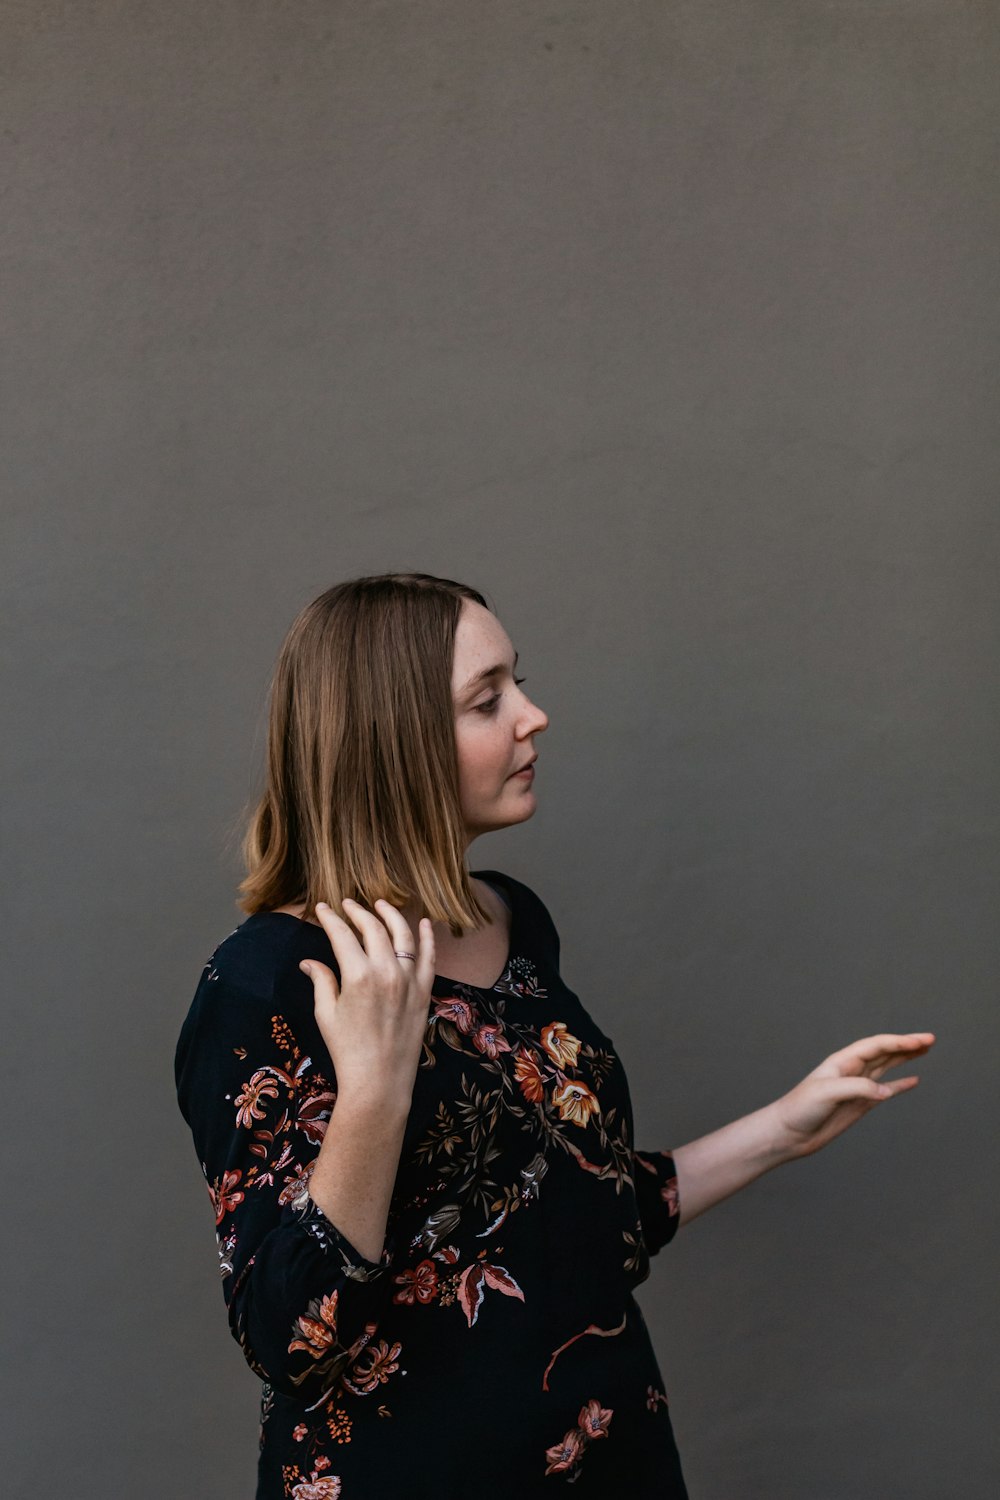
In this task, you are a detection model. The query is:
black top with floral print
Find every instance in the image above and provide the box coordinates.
[175,870,687,1499]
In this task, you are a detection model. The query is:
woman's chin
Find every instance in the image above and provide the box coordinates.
[504,791,537,824]
[467,798,536,839]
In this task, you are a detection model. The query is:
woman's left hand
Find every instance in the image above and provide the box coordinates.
[772,1032,937,1160]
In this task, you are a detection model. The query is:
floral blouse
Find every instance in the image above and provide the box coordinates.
[174,869,688,1499]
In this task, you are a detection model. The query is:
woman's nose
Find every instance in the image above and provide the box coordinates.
[528,701,549,733]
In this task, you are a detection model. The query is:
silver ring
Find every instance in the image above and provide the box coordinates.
[394,950,417,962]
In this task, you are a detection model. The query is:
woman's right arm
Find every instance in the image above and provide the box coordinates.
[174,900,435,1408]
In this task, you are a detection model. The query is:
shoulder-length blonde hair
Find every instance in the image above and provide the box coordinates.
[236,572,495,937]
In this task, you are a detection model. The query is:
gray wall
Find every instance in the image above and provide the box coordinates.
[4,3,997,1495]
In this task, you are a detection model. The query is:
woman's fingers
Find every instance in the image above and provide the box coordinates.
[880,1075,921,1096]
[311,902,369,980]
[868,1049,934,1081]
[297,957,340,1002]
[373,901,436,994]
[415,912,436,994]
[787,1070,924,1147]
[838,1032,935,1060]
[317,896,402,971]
[856,1042,935,1082]
[371,899,419,960]
[829,1075,894,1105]
[821,1032,936,1076]
[338,898,399,964]
[313,895,434,992]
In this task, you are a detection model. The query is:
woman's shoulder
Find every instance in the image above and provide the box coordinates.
[205,913,309,988]
[175,915,334,1111]
[186,911,337,1021]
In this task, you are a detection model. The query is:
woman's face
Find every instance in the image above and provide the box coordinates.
[451,600,549,846]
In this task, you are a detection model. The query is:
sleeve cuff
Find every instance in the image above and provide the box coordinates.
[295,1191,396,1278]
[633,1147,682,1252]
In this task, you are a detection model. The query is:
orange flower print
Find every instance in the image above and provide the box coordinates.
[288,1291,339,1359]
[660,1175,680,1216]
[234,1069,281,1128]
[207,1168,244,1224]
[433,996,477,1033]
[344,1337,402,1395]
[513,1046,546,1103]
[540,1022,581,1070]
[392,1258,440,1306]
[472,1022,512,1058]
[578,1398,613,1440]
[544,1426,586,1475]
[552,1079,601,1128]
[290,1475,342,1499]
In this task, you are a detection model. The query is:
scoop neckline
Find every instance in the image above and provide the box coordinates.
[250,868,518,994]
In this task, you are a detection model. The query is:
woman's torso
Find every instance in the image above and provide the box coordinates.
[179,869,688,1499]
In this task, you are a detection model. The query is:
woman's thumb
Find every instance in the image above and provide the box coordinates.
[299,959,339,995]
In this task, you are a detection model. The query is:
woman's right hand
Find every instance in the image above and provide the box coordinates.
[298,898,436,1111]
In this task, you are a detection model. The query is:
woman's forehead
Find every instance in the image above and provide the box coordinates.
[454,602,512,660]
[452,605,516,691]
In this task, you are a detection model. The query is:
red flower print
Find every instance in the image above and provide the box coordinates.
[292,1424,308,1442]
[472,1022,512,1058]
[343,1337,402,1394]
[552,1079,601,1128]
[540,1022,582,1070]
[513,1047,546,1103]
[392,1258,440,1306]
[457,1261,525,1327]
[291,1475,342,1499]
[288,1291,339,1359]
[295,1090,336,1145]
[234,1069,281,1128]
[207,1168,244,1224]
[660,1175,680,1216]
[578,1398,613,1439]
[433,997,477,1033]
[544,1426,586,1475]
[314,1456,330,1471]
[542,1398,613,1480]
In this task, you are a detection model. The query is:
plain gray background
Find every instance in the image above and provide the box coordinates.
[4,3,998,1496]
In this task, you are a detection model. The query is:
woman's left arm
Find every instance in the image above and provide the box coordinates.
[671,1031,937,1228]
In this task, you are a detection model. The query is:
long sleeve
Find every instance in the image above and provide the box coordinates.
[631,1148,682,1255]
[174,964,399,1406]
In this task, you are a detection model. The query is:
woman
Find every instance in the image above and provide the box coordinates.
[175,572,935,1499]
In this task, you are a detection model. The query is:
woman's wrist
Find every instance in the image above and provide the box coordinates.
[331,1081,413,1127]
[671,1101,797,1226]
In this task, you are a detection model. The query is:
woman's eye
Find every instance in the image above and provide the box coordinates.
[475,677,526,715]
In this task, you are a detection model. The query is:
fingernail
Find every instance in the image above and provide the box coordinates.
[299,962,313,977]
[316,902,328,911]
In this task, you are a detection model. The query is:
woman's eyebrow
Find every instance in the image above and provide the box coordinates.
[460,650,519,696]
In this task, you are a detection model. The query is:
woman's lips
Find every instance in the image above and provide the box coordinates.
[509,765,535,779]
